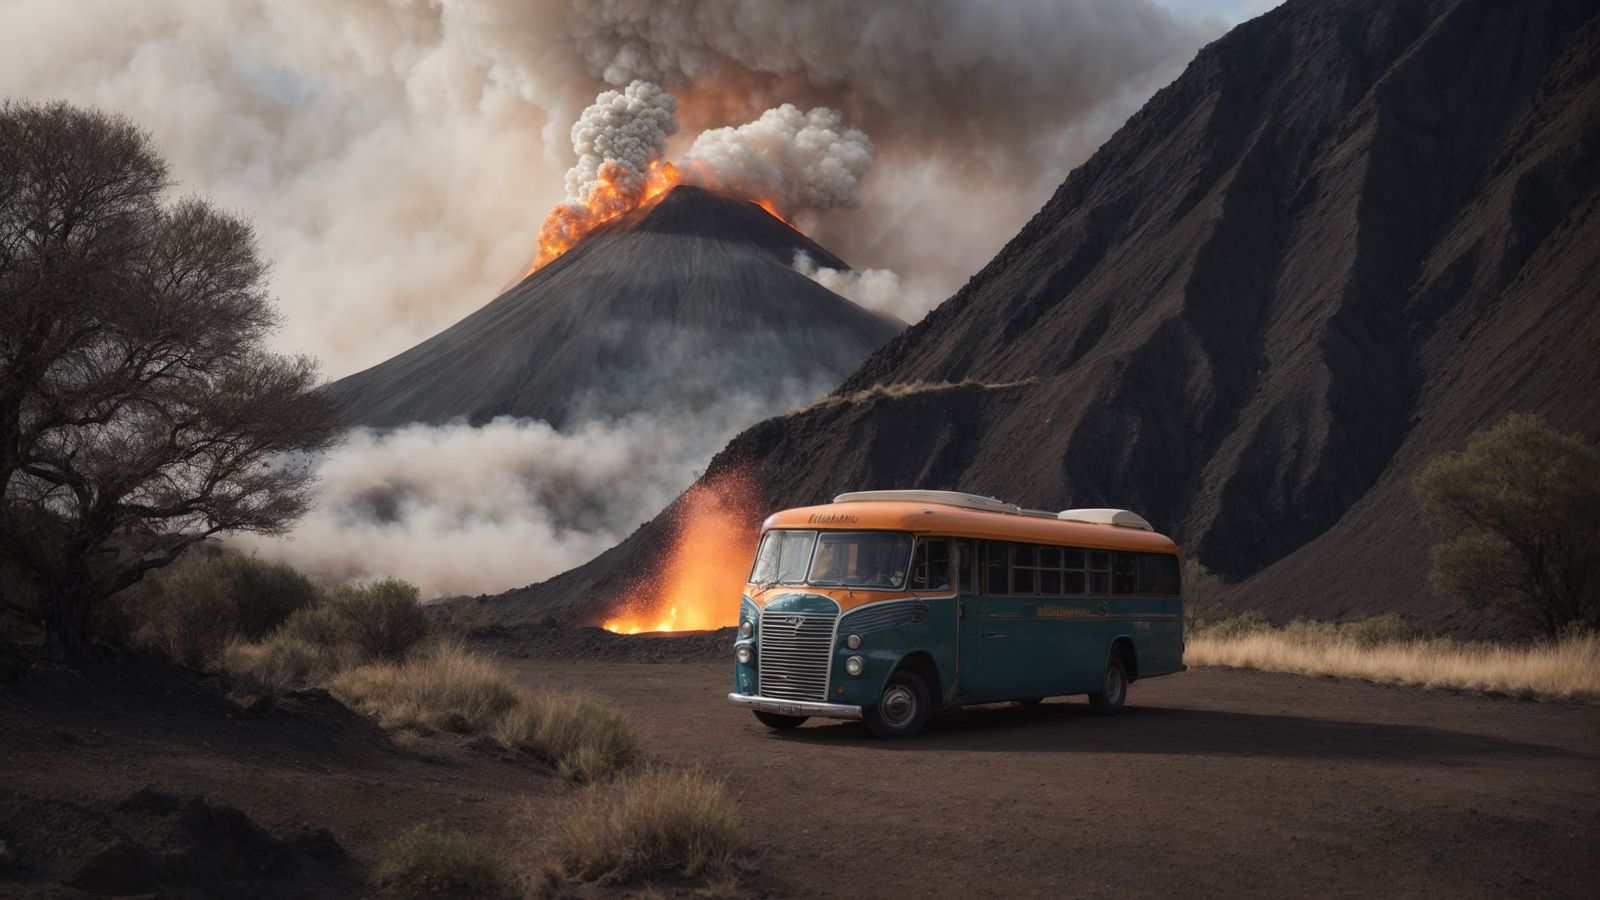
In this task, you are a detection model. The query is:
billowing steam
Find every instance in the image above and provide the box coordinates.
[685,105,874,212]
[792,251,937,325]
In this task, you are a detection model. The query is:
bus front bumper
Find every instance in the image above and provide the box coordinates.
[727,693,863,720]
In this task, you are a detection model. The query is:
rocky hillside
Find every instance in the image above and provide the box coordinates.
[494,0,1600,631]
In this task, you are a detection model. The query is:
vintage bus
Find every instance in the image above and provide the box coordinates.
[728,490,1184,737]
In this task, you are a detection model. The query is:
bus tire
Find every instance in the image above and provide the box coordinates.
[1088,655,1129,716]
[753,711,808,729]
[863,669,932,738]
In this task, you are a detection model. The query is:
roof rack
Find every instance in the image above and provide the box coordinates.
[1057,508,1153,531]
[832,490,1021,514]
[831,492,1156,531]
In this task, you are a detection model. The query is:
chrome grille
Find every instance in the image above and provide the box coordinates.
[757,611,836,702]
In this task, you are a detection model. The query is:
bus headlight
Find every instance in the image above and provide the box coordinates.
[739,620,753,638]
[845,633,862,650]
[736,645,753,665]
[845,655,865,676]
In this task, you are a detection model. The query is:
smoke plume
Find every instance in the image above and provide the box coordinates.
[563,80,678,207]
[685,105,874,212]
[792,252,936,325]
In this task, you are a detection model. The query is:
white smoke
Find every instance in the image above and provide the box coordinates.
[563,79,677,204]
[236,382,830,597]
[792,252,936,324]
[685,105,874,212]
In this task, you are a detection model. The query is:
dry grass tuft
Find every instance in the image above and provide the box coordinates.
[788,377,1038,416]
[495,690,644,782]
[539,766,742,885]
[372,824,503,898]
[220,634,344,698]
[330,641,521,732]
[1187,627,1600,701]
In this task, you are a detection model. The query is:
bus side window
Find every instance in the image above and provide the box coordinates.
[910,539,951,591]
[957,540,978,596]
[985,541,1010,595]
[1112,552,1139,594]
[1137,553,1180,594]
[1088,551,1111,595]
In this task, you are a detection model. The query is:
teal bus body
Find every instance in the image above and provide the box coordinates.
[730,501,1185,736]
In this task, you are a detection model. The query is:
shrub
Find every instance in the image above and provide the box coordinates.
[128,563,239,667]
[496,691,644,781]
[1415,413,1600,636]
[221,634,338,697]
[210,555,321,640]
[372,824,502,898]
[543,767,741,883]
[326,579,431,662]
[436,601,497,638]
[1200,611,1273,640]
[1339,612,1412,647]
[279,603,352,649]
[1181,558,1227,629]
[330,642,520,732]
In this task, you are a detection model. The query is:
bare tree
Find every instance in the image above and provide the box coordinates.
[1415,414,1600,637]
[0,100,341,656]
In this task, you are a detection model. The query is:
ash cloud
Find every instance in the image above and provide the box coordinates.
[563,79,677,205]
[684,105,875,212]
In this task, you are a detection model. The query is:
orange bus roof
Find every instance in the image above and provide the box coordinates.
[763,500,1178,555]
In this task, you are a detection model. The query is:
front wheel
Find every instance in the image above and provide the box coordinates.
[1088,655,1128,716]
[753,710,808,730]
[863,669,932,738]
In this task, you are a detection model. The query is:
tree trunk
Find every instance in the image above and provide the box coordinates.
[42,564,97,659]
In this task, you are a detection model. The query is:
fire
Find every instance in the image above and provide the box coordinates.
[752,196,795,227]
[601,467,763,634]
[528,159,680,273]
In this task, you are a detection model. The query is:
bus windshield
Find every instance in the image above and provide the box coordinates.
[749,530,914,590]
[808,531,914,589]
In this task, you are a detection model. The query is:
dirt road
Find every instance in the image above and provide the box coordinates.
[506,659,1600,898]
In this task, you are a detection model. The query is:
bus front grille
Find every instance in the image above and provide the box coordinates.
[757,612,836,702]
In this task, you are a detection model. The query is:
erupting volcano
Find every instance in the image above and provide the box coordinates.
[326,185,903,430]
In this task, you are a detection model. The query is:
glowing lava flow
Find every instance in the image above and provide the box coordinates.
[528,159,681,274]
[601,467,763,634]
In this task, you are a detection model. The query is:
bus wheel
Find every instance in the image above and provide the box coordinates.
[863,669,931,738]
[753,711,808,730]
[1088,656,1128,716]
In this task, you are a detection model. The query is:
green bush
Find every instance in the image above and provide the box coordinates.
[209,555,321,640]
[372,824,502,898]
[326,579,430,662]
[1338,613,1412,647]
[1200,611,1273,640]
[1280,619,1339,645]
[127,562,240,667]
[279,603,351,649]
[1181,558,1227,630]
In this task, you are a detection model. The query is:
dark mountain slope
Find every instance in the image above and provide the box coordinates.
[326,186,903,429]
[493,0,1600,631]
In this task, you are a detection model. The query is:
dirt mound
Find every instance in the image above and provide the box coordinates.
[325,184,903,430]
[0,787,352,897]
[492,0,1600,633]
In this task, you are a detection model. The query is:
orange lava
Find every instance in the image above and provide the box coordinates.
[601,467,764,634]
[528,159,680,274]
[752,196,795,227]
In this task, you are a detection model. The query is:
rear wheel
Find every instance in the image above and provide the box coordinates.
[1088,655,1128,716]
[863,669,932,738]
[753,711,808,730]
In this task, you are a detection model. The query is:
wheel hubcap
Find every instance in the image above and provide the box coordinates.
[880,684,916,727]
[1106,668,1124,704]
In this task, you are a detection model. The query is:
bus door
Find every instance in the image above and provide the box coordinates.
[957,540,1036,702]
